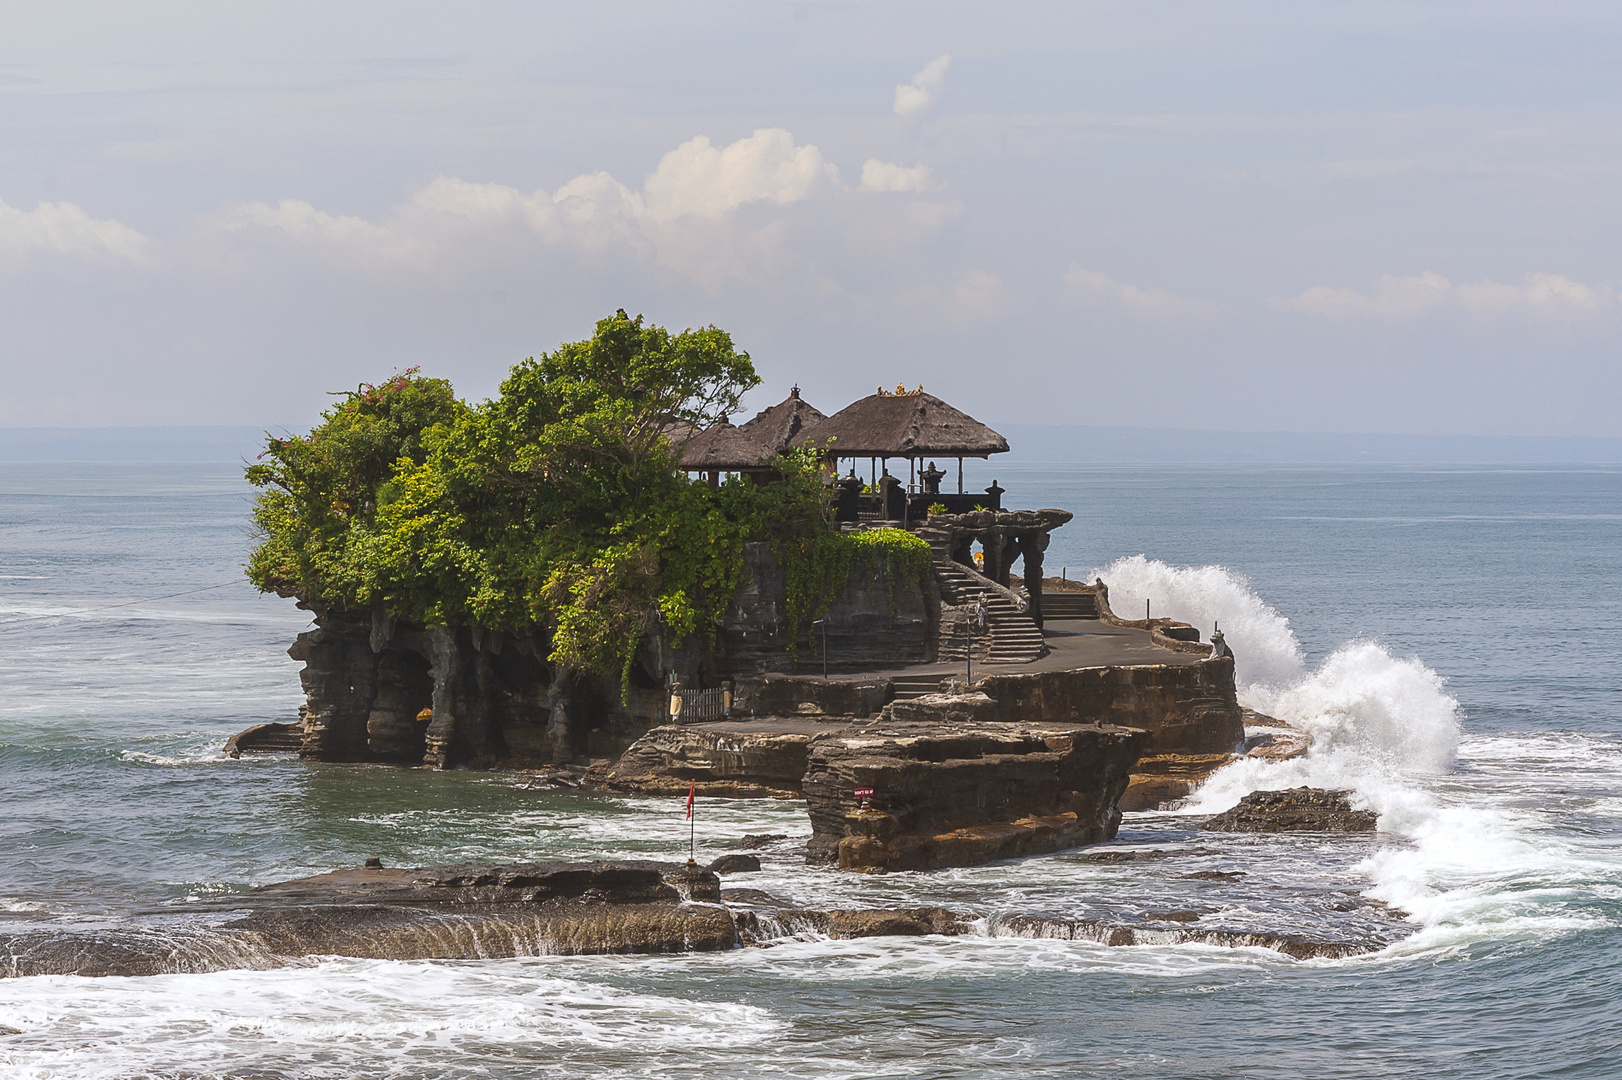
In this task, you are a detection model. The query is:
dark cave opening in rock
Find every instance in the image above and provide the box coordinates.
[366,648,435,762]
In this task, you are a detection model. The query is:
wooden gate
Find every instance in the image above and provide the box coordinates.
[670,686,730,725]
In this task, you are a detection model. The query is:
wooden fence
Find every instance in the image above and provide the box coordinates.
[670,686,730,725]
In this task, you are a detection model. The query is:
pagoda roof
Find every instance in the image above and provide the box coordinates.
[738,387,827,453]
[678,420,775,471]
[792,390,1009,459]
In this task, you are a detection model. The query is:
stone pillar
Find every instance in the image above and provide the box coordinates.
[290,622,377,761]
[984,530,1011,587]
[1022,531,1046,630]
[878,473,905,521]
[834,473,863,522]
[545,668,592,762]
[423,626,461,768]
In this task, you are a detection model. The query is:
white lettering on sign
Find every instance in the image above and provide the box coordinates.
[854,787,875,799]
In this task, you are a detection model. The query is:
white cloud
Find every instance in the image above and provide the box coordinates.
[218,127,841,261]
[1276,271,1615,321]
[893,54,950,117]
[1063,265,1217,320]
[860,159,937,193]
[642,129,839,220]
[202,128,943,292]
[0,197,149,262]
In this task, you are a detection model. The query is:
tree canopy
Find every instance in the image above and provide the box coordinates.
[245,311,921,686]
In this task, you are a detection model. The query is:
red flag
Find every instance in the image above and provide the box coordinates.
[685,781,695,820]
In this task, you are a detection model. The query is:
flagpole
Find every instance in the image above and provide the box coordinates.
[685,781,696,866]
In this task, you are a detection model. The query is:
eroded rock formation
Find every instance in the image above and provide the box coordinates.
[281,541,936,770]
[601,718,834,797]
[800,719,1148,871]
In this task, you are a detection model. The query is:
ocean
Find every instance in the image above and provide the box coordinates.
[1,461,1620,1078]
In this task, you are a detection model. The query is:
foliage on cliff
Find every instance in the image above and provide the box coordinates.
[246,310,870,685]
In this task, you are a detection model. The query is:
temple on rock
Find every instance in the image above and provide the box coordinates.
[248,377,1261,872]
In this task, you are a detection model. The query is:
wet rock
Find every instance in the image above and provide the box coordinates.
[1182,870,1245,881]
[0,861,734,978]
[708,854,761,875]
[1202,788,1378,833]
[223,721,304,757]
[1083,849,1172,863]
[0,1024,21,1035]
[744,906,970,941]
[739,833,788,848]
[1242,707,1290,729]
[1118,751,1238,812]
[992,914,1371,960]
[1145,909,1202,922]
[363,857,383,869]
[1241,731,1310,763]
[801,721,1148,871]
[820,908,966,938]
[526,768,585,789]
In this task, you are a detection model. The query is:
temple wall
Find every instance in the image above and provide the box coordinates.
[718,541,937,675]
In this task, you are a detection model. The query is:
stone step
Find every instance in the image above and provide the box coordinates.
[931,560,1047,663]
[890,674,950,700]
[1044,593,1100,619]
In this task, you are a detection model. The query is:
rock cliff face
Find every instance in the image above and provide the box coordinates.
[963,657,1244,755]
[800,718,1148,870]
[289,611,672,768]
[283,543,936,769]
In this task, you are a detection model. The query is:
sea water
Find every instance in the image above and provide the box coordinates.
[1,462,1620,1078]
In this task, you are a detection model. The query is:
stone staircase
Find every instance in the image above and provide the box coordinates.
[890,673,952,700]
[1043,591,1100,619]
[224,721,305,757]
[922,547,1048,664]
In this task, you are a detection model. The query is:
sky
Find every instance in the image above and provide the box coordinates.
[2,1,1620,436]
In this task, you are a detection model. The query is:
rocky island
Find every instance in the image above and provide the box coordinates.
[238,312,1280,871]
[175,311,1386,975]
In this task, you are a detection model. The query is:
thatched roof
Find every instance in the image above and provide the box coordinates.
[738,387,827,453]
[679,420,775,471]
[792,391,1009,458]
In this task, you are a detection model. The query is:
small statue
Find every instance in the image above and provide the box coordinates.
[1210,629,1232,659]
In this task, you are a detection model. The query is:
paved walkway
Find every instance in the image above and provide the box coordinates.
[785,617,1205,684]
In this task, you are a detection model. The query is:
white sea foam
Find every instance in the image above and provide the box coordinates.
[0,957,781,1077]
[1098,556,1622,956]
[1088,554,1304,691]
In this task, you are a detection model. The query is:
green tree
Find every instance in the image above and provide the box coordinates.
[245,368,468,606]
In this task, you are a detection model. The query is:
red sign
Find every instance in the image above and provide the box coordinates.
[853,787,875,799]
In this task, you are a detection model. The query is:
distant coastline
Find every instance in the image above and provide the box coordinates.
[4,422,1622,465]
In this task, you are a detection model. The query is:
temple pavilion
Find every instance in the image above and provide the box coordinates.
[677,383,1067,629]
[679,383,1013,521]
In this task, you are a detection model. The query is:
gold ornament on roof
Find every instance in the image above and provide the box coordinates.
[875,383,925,397]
